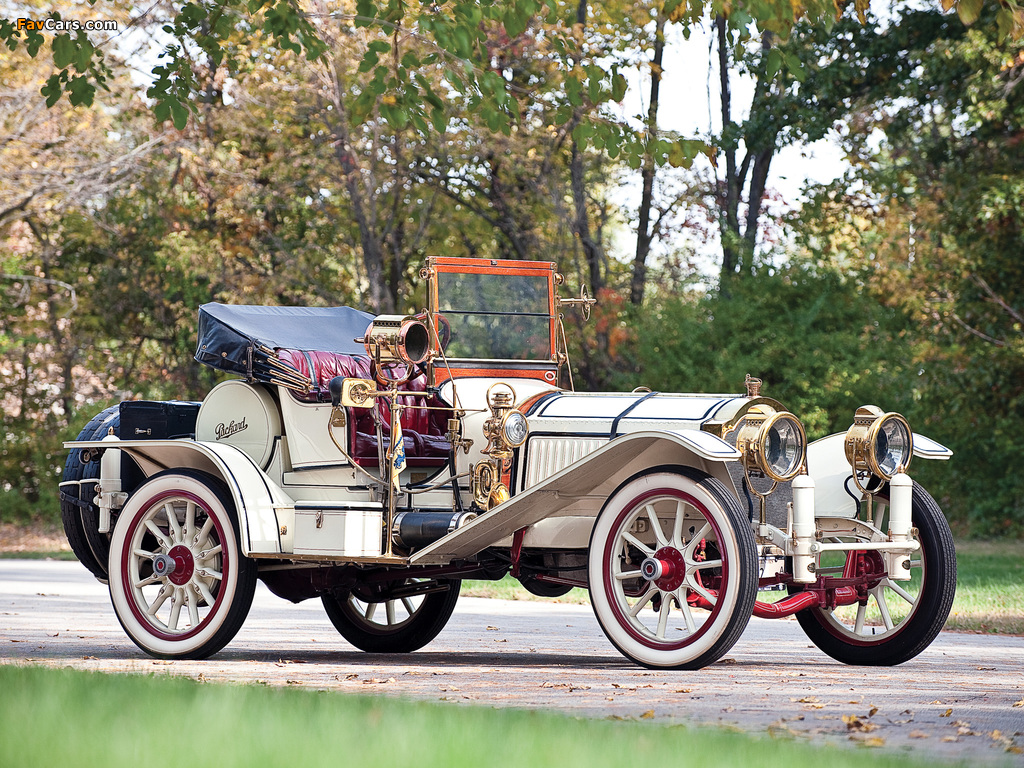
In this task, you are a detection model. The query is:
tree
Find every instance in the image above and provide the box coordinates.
[2,0,885,168]
[794,7,1024,534]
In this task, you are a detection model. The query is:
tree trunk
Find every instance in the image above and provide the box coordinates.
[717,22,779,284]
[324,61,394,314]
[631,7,667,306]
[717,14,742,282]
[570,139,603,294]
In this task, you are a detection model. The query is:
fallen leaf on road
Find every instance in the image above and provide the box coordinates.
[1013,699,1024,708]
[540,682,590,691]
[486,626,499,631]
[941,736,959,743]
[793,696,821,704]
[940,708,953,718]
[843,715,879,733]
[675,688,692,693]
[640,710,655,719]
[887,710,915,724]
[908,731,929,739]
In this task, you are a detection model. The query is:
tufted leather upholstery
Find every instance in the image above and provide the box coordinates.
[278,349,451,466]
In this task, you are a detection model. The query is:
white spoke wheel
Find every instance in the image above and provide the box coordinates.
[588,468,758,670]
[108,470,257,659]
[321,578,460,653]
[794,481,956,666]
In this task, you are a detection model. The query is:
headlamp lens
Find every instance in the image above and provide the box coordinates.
[875,416,912,477]
[502,411,529,447]
[764,414,804,480]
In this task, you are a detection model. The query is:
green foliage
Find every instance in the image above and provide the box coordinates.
[800,6,1024,536]
[619,264,912,440]
[0,0,913,170]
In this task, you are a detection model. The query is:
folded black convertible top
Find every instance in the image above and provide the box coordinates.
[195,303,374,388]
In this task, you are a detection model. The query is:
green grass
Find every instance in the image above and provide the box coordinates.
[946,540,1024,634]
[461,576,590,603]
[0,550,76,560]
[0,665,953,768]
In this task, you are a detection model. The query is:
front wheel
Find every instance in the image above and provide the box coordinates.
[322,578,460,653]
[794,481,956,666]
[588,467,759,670]
[107,470,257,659]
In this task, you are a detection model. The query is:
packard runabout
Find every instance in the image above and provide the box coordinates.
[60,257,956,669]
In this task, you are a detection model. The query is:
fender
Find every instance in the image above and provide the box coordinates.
[410,429,741,565]
[808,431,952,518]
[63,438,293,556]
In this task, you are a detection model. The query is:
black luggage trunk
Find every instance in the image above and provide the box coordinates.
[118,401,201,440]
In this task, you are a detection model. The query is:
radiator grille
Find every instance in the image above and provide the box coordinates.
[523,437,606,490]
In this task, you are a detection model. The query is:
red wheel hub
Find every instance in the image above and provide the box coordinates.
[166,545,195,586]
[643,547,687,592]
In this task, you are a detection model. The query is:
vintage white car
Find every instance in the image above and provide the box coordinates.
[60,256,956,669]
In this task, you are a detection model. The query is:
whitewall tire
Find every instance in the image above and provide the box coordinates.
[588,467,758,669]
[107,470,257,659]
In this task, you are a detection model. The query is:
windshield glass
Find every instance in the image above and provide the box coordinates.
[438,271,552,360]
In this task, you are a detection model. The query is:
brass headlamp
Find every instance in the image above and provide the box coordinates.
[735,405,807,483]
[362,315,431,367]
[844,405,913,484]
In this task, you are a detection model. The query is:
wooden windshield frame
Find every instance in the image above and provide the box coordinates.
[425,257,560,385]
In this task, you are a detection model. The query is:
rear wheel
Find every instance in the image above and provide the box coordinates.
[60,406,119,580]
[322,578,460,653]
[108,470,257,659]
[794,482,956,665]
[588,467,758,670]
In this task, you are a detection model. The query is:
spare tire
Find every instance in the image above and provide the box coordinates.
[60,405,120,580]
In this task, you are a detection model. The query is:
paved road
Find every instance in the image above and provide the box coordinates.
[1,560,1021,763]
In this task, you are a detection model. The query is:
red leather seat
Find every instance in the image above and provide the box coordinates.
[278,350,451,467]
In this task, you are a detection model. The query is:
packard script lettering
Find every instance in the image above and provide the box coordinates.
[215,418,248,440]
